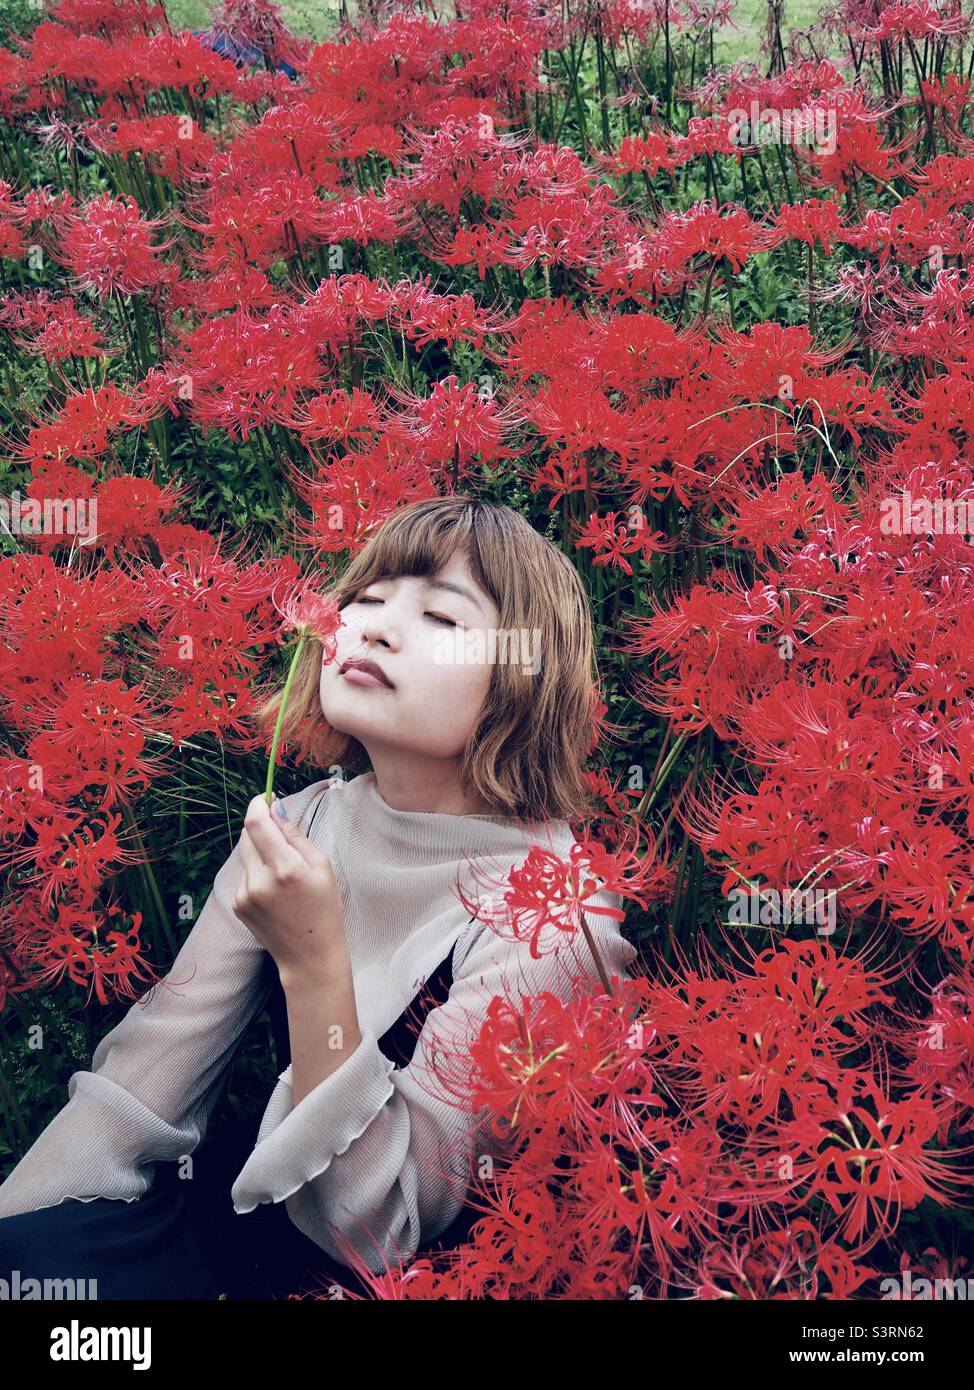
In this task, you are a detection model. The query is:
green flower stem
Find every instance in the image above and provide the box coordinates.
[0,1037,30,1150]
[265,629,308,805]
[119,802,176,959]
[636,732,689,817]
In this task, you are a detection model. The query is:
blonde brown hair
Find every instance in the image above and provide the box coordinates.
[255,497,605,824]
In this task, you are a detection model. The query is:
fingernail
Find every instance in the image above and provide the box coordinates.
[272,798,289,821]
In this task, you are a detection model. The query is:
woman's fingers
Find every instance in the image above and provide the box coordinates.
[242,795,305,873]
[237,824,267,896]
[270,802,324,868]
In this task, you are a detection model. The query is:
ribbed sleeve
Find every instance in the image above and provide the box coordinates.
[230,1025,398,1213]
[0,779,328,1220]
[0,769,639,1282]
[229,889,637,1275]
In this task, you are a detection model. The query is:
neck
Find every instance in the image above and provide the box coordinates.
[363,751,499,816]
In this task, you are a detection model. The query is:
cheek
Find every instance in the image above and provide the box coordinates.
[431,654,493,721]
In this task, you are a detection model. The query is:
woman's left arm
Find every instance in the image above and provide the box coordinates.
[229,861,637,1276]
[281,954,363,1106]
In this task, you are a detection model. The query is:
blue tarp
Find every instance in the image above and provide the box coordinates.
[189,28,299,79]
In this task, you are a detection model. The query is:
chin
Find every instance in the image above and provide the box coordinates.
[321,697,382,739]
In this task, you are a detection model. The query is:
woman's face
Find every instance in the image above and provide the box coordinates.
[319,550,501,765]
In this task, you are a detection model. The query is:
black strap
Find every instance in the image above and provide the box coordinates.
[231,934,483,1271]
[374,940,457,1068]
[305,787,329,838]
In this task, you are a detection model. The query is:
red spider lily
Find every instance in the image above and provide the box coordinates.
[389,279,511,351]
[273,578,341,650]
[858,0,971,42]
[899,968,974,1144]
[4,381,146,469]
[279,387,381,446]
[774,198,846,255]
[385,375,519,482]
[574,509,678,575]
[0,553,144,719]
[693,1222,877,1299]
[49,192,181,297]
[810,1074,974,1252]
[86,475,191,557]
[458,824,662,976]
[4,808,137,915]
[0,288,110,365]
[0,884,157,1007]
[263,576,341,802]
[19,677,166,811]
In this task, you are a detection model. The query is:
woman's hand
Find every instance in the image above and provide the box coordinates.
[233,794,347,984]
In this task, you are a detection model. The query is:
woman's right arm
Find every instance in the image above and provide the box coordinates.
[0,779,330,1220]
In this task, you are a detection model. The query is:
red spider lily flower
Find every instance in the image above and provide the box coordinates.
[458,823,662,989]
[693,1223,877,1299]
[573,510,677,575]
[263,577,341,802]
[279,387,381,446]
[900,969,974,1144]
[50,192,180,297]
[7,381,145,470]
[0,553,144,720]
[22,677,167,811]
[389,279,512,351]
[4,807,137,916]
[386,375,519,486]
[1,883,158,1007]
[0,288,110,364]
[860,0,971,42]
[273,578,341,649]
[810,1073,974,1252]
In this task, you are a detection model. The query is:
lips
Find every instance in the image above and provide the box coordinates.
[340,656,394,688]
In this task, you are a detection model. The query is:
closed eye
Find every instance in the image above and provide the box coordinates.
[356,596,457,627]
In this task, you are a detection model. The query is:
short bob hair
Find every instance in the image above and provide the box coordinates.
[254,496,605,824]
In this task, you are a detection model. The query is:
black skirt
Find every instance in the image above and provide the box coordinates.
[0,937,482,1300]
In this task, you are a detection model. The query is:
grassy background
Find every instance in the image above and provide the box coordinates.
[161,0,829,66]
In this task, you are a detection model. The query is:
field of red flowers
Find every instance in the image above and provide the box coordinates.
[0,0,973,1301]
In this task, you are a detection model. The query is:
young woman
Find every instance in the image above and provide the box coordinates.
[0,496,637,1299]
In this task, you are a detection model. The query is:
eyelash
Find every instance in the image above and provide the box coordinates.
[355,596,457,627]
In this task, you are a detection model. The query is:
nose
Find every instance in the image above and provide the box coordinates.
[358,597,400,653]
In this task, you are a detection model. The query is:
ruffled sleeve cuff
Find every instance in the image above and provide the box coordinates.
[0,1072,204,1219]
[230,1024,397,1215]
[66,1072,205,1162]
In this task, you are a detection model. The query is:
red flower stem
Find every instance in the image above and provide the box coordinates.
[577,910,613,996]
